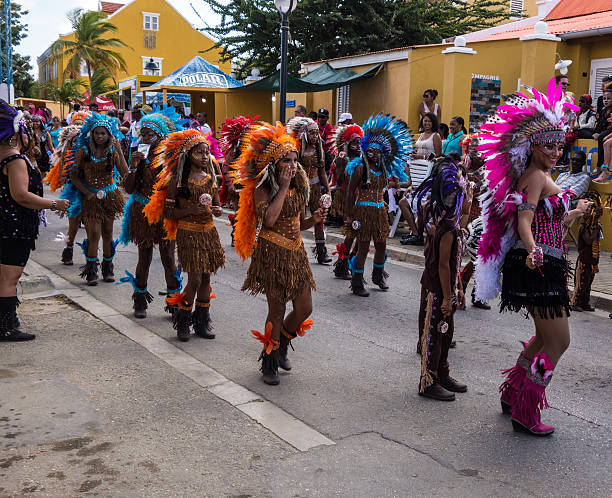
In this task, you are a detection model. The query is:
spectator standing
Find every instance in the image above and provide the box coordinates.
[32,115,54,174]
[294,105,307,118]
[555,151,590,198]
[49,116,62,148]
[194,112,212,134]
[418,89,441,124]
[442,116,466,156]
[338,112,353,125]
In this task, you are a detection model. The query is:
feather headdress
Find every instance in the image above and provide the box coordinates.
[219,114,260,154]
[232,121,299,260]
[144,130,215,239]
[44,125,81,191]
[287,116,323,160]
[139,104,187,138]
[75,112,124,150]
[474,78,579,302]
[330,124,363,154]
[70,110,91,124]
[346,114,413,183]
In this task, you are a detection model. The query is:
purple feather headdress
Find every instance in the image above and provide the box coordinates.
[474,78,578,302]
[0,99,29,144]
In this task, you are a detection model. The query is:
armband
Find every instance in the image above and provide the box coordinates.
[530,246,544,267]
[518,202,537,212]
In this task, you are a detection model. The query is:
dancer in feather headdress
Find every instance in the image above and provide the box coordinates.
[474,78,592,436]
[414,156,469,401]
[144,129,225,342]
[234,121,327,386]
[329,124,363,280]
[69,112,128,285]
[344,114,413,296]
[44,124,82,265]
[119,105,186,319]
[287,116,332,265]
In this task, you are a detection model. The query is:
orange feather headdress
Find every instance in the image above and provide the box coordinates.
[232,121,298,260]
[143,129,215,240]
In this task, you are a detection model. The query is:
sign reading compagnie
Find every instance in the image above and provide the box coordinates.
[472,73,500,81]
[179,72,229,88]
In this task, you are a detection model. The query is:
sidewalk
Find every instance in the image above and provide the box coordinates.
[306,221,612,312]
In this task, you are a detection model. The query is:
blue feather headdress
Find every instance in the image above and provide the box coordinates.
[360,113,413,182]
[139,104,188,139]
[75,112,124,150]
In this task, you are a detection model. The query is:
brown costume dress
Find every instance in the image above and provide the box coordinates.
[128,156,166,247]
[302,149,322,214]
[330,156,349,218]
[168,174,225,274]
[242,185,316,304]
[343,166,389,243]
[72,147,126,221]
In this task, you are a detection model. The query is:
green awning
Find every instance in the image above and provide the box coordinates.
[238,63,383,93]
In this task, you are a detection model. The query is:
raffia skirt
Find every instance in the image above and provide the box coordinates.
[129,201,166,248]
[500,248,570,319]
[242,237,316,304]
[176,225,225,274]
[330,187,347,218]
[342,205,389,243]
[81,189,125,221]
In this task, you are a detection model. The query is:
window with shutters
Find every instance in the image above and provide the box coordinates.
[142,12,159,31]
[590,58,612,100]
[509,0,524,18]
[144,31,157,49]
[336,85,350,119]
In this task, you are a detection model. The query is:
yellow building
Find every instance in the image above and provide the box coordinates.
[37,0,230,94]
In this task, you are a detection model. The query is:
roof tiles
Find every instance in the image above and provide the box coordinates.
[545,0,612,21]
[100,1,124,14]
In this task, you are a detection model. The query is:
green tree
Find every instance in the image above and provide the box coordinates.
[12,54,35,98]
[30,81,55,100]
[198,0,508,78]
[51,8,130,90]
[1,1,36,97]
[87,68,115,100]
[52,79,85,119]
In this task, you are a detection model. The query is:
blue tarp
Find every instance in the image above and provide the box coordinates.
[134,92,191,104]
[151,56,243,89]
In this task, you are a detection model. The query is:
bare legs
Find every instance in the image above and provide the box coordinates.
[135,241,178,290]
[0,264,23,298]
[83,218,114,259]
[523,313,570,367]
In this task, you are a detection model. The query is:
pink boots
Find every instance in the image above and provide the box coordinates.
[499,353,531,414]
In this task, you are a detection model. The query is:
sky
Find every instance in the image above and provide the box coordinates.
[16,0,222,77]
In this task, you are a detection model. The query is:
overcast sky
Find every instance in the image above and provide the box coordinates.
[17,0,222,77]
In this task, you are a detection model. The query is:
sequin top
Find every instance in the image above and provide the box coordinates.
[0,154,43,240]
[356,169,386,205]
[531,189,575,252]
[175,174,217,226]
[301,149,322,180]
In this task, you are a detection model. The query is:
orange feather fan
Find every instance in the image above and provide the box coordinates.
[44,160,62,191]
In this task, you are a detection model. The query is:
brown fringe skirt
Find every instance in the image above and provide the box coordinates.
[330,188,347,218]
[130,202,166,248]
[343,205,389,243]
[176,226,225,274]
[308,183,322,214]
[242,237,316,304]
[81,189,125,222]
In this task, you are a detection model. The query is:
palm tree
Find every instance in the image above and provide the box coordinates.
[52,79,85,119]
[87,69,115,101]
[51,8,131,91]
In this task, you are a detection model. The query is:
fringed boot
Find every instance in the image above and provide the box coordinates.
[332,243,351,280]
[252,322,280,385]
[164,269,184,318]
[278,331,293,371]
[511,353,555,436]
[0,296,35,342]
[314,240,332,265]
[101,240,118,283]
[133,287,153,319]
[61,245,74,265]
[499,353,531,414]
[80,258,99,286]
[173,302,193,342]
[193,300,215,339]
[371,263,389,290]
[350,269,370,297]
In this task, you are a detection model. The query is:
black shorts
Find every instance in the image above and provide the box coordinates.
[0,238,35,267]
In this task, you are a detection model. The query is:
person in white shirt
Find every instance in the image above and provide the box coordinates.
[194,112,212,134]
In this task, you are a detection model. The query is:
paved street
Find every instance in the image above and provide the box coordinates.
[1,201,611,497]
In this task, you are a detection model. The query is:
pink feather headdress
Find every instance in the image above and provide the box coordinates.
[474,78,578,302]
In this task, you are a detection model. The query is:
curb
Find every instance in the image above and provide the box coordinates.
[18,267,55,297]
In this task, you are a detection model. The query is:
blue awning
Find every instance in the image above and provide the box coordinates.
[151,56,243,89]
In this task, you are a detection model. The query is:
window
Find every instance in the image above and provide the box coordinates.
[144,31,157,49]
[141,56,163,76]
[509,0,524,17]
[590,58,612,100]
[143,12,159,31]
[336,85,350,118]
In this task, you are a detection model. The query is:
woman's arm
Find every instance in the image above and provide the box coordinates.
[436,106,442,123]
[318,165,330,193]
[335,156,347,187]
[163,180,203,220]
[123,153,145,194]
[300,205,325,231]
[433,133,442,157]
[70,150,94,199]
[6,159,67,211]
[516,174,545,256]
[45,132,55,153]
[565,199,593,223]
[259,168,291,227]
[417,101,425,118]
[344,165,362,221]
[114,144,129,178]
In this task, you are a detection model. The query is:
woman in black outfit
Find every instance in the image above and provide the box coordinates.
[0,100,69,341]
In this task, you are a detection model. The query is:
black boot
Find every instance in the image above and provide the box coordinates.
[278,333,293,371]
[333,257,351,280]
[260,349,280,385]
[471,287,491,309]
[61,246,74,265]
[173,307,192,342]
[133,289,153,319]
[101,259,115,282]
[350,272,370,297]
[0,297,35,342]
[372,265,389,290]
[314,242,332,265]
[193,303,215,339]
[79,259,99,286]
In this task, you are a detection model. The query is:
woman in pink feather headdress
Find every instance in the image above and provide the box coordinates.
[474,78,592,436]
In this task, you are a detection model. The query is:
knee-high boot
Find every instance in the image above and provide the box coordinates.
[0,296,35,341]
[499,353,531,414]
[193,300,215,339]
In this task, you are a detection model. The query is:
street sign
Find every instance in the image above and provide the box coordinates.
[286,99,296,108]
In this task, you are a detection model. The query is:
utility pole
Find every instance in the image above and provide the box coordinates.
[0,0,14,103]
